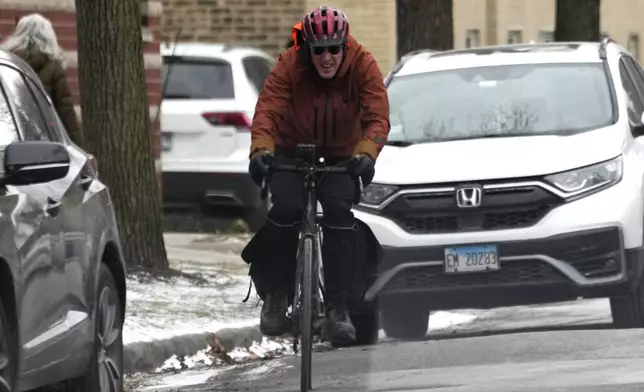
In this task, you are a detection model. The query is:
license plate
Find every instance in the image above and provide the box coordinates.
[444,245,500,274]
[161,133,172,151]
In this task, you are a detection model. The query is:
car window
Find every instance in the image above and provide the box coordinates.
[243,56,274,93]
[0,65,52,141]
[387,63,615,143]
[0,82,19,171]
[24,76,65,142]
[619,58,644,126]
[161,56,235,99]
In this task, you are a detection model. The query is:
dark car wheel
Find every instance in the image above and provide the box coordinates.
[352,311,380,345]
[68,263,123,391]
[381,306,430,341]
[0,299,15,392]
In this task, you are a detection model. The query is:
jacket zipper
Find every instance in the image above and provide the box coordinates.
[332,109,337,140]
[323,91,329,150]
[313,107,318,143]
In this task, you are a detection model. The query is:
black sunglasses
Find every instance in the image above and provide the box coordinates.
[312,45,343,55]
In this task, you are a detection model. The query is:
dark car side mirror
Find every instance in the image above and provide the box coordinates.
[2,141,71,186]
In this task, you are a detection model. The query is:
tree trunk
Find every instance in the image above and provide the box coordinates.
[397,0,454,59]
[75,0,169,269]
[554,0,601,42]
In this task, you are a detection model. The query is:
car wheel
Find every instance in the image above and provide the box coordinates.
[0,299,16,392]
[381,306,430,340]
[68,263,123,391]
[352,311,380,345]
[610,277,644,328]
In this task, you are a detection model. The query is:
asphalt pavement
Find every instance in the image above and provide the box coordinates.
[131,323,644,392]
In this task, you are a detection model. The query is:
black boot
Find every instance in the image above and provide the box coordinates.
[260,290,289,336]
[324,306,356,347]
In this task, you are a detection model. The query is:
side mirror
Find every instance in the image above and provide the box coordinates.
[2,141,70,186]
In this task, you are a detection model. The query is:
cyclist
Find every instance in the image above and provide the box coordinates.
[247,5,390,347]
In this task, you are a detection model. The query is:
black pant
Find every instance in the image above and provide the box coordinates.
[257,160,359,309]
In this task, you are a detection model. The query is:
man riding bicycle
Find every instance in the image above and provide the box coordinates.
[248,5,390,346]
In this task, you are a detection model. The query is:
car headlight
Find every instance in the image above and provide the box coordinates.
[360,184,399,206]
[544,155,623,196]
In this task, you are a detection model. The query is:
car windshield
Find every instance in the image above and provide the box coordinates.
[161,57,235,99]
[387,62,614,144]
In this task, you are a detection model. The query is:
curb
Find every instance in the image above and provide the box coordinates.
[123,325,264,374]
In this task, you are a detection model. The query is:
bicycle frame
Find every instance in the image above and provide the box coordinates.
[259,145,356,392]
[292,169,326,339]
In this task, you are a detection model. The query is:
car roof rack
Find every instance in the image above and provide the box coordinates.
[599,36,615,59]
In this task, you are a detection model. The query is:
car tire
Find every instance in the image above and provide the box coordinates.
[68,263,123,391]
[381,306,430,340]
[610,278,644,328]
[0,298,16,392]
[352,311,380,345]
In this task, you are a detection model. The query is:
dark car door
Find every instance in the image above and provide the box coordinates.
[0,64,83,370]
[23,71,98,364]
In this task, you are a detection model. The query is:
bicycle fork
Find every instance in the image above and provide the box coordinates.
[292,230,326,353]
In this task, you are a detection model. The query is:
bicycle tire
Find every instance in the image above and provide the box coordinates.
[300,236,314,392]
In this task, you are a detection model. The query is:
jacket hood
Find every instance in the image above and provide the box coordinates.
[291,22,302,50]
[336,34,361,79]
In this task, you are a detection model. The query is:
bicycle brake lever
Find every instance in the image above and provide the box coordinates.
[260,177,268,200]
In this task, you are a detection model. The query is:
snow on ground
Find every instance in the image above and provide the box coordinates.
[124,232,481,345]
[123,233,261,345]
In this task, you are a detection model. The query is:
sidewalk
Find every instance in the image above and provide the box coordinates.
[123,232,265,374]
[122,232,481,375]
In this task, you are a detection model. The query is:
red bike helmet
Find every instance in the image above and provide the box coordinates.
[301,6,350,48]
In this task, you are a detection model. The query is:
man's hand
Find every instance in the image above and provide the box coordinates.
[351,154,375,186]
[249,150,273,187]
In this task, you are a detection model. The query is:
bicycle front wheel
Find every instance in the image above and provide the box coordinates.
[300,236,314,392]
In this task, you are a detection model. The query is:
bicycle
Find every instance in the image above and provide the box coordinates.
[259,143,361,392]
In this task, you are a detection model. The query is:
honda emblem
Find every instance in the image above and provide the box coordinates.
[455,186,483,208]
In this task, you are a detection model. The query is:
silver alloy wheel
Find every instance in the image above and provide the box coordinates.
[97,287,122,392]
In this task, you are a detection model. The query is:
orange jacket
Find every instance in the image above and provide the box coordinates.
[250,34,390,160]
[291,22,302,50]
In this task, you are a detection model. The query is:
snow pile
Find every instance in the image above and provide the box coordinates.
[155,336,294,373]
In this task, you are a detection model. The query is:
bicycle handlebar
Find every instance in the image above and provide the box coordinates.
[259,160,360,200]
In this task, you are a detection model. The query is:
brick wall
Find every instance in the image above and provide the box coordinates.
[162,0,398,71]
[304,0,397,73]
[454,0,644,61]
[161,0,306,59]
[0,0,163,177]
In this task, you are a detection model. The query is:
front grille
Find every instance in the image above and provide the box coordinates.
[381,185,563,234]
[384,259,566,291]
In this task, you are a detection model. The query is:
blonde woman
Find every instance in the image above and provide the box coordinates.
[3,13,84,147]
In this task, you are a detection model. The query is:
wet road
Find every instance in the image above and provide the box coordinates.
[131,321,644,391]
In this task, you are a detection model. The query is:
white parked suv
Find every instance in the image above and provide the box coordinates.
[160,43,275,230]
[359,38,644,340]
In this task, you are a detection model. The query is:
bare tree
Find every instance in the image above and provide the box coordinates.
[554,0,601,42]
[397,0,454,59]
[75,0,169,269]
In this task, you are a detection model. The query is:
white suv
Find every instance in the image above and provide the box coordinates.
[358,39,644,340]
[160,43,275,230]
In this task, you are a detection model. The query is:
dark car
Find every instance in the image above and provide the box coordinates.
[0,50,126,391]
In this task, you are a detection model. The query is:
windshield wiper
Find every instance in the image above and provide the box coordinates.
[163,94,193,99]
[386,140,414,146]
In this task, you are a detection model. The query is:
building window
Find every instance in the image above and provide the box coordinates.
[628,33,640,60]
[507,30,522,44]
[538,31,554,43]
[465,29,481,48]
